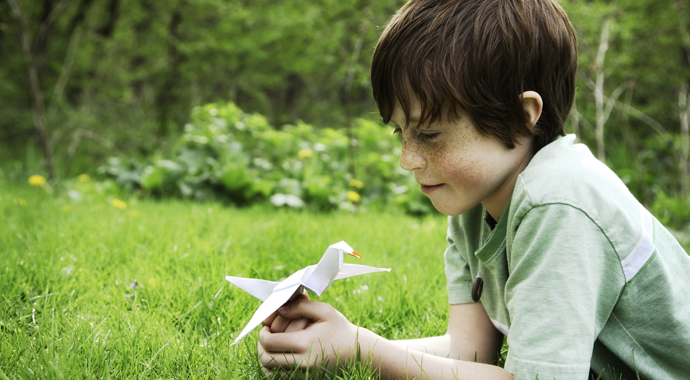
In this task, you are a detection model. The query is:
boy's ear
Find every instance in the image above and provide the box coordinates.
[520,91,543,132]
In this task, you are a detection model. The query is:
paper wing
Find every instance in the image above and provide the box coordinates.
[334,263,391,280]
[225,276,279,302]
[232,282,301,344]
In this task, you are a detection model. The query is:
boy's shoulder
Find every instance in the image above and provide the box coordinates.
[515,134,635,211]
[509,134,653,264]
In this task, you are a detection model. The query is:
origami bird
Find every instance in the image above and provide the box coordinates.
[226,241,390,344]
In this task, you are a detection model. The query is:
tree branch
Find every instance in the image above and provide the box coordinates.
[50,25,82,114]
[36,0,71,50]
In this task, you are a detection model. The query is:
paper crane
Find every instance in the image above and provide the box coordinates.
[226,241,390,344]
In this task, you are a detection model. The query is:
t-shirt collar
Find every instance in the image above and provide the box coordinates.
[476,200,510,262]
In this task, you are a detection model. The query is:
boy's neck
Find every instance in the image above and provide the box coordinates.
[482,140,535,222]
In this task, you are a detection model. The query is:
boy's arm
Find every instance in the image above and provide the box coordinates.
[391,303,503,363]
[391,334,451,357]
[358,327,512,380]
[259,299,511,380]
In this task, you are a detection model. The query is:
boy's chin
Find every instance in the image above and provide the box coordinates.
[429,200,471,217]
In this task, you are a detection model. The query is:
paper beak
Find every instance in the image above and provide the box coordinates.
[348,250,361,259]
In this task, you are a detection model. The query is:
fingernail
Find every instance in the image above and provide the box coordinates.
[279,306,288,315]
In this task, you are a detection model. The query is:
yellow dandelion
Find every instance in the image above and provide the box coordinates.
[110,199,127,209]
[28,175,46,187]
[77,174,90,182]
[61,205,72,212]
[347,191,361,203]
[298,149,313,158]
[349,179,364,189]
[15,198,27,207]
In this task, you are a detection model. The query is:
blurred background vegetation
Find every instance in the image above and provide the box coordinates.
[1,0,689,230]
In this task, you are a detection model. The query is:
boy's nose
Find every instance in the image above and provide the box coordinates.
[399,140,425,171]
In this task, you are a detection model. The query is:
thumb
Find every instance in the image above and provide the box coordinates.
[278,298,334,322]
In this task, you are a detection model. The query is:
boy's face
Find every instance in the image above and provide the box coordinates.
[391,96,534,219]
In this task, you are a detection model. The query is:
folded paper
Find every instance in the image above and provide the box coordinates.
[226,241,390,344]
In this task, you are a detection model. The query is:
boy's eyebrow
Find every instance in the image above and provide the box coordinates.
[390,114,420,129]
[405,114,420,125]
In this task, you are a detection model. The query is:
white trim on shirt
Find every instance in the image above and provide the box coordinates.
[621,206,655,282]
[491,319,510,336]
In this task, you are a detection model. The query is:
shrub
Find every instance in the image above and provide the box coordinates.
[651,190,690,230]
[100,102,434,215]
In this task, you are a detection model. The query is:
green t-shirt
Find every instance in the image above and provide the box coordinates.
[445,135,690,380]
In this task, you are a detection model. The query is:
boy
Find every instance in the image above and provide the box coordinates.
[257,0,690,379]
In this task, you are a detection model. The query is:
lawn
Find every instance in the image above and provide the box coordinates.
[5,180,687,379]
[0,182,451,379]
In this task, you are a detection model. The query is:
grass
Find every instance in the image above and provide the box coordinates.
[5,180,683,379]
[0,181,451,379]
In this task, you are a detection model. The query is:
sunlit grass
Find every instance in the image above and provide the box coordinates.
[0,183,450,379]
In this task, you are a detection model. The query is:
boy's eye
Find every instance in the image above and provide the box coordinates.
[391,127,403,141]
[417,132,439,141]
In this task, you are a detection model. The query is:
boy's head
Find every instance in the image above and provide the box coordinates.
[371,0,577,151]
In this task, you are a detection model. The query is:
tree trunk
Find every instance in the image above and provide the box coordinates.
[156,1,185,138]
[8,0,56,182]
[679,83,690,197]
[677,1,690,197]
[594,19,611,163]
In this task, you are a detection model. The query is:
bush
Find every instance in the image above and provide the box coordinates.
[100,102,434,214]
[651,190,690,230]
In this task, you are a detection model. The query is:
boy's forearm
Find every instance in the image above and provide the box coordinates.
[390,334,451,358]
[357,328,513,380]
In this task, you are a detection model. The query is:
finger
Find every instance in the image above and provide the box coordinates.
[270,315,291,333]
[259,348,304,369]
[261,350,308,370]
[262,310,279,327]
[261,366,273,378]
[259,325,309,354]
[300,289,310,300]
[257,331,271,368]
[278,298,335,322]
[284,317,309,333]
[265,289,308,329]
[259,327,288,368]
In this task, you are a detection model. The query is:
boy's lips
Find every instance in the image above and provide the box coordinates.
[420,183,443,194]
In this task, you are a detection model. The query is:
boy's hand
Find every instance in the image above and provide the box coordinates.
[257,297,359,373]
[261,289,311,334]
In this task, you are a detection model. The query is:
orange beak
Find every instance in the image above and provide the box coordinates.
[349,250,362,259]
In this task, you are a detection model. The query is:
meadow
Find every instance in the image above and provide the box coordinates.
[1,181,454,379]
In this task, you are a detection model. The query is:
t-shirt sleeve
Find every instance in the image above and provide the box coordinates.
[445,216,476,305]
[503,204,625,380]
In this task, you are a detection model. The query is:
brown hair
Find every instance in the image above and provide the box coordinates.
[371,0,577,150]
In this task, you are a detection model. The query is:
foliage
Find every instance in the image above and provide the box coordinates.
[1,0,689,225]
[564,0,690,211]
[651,190,690,229]
[99,102,434,215]
[0,0,404,176]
